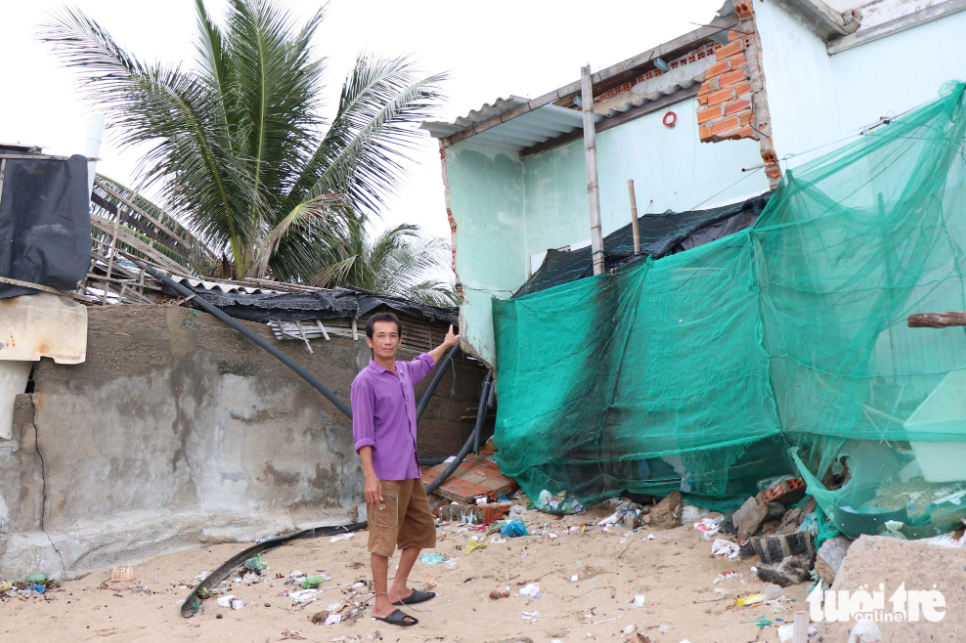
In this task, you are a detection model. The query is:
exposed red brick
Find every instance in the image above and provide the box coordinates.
[724,100,751,116]
[700,124,714,141]
[697,105,722,124]
[735,126,755,139]
[734,1,753,18]
[710,116,740,136]
[766,167,782,180]
[707,88,735,107]
[740,111,753,126]
[734,81,751,96]
[729,30,744,42]
[698,77,720,96]
[716,41,744,61]
[719,69,746,87]
[706,60,731,78]
[698,95,709,106]
[730,53,747,68]
[761,150,778,164]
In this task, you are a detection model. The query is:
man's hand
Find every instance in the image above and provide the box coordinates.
[443,324,460,348]
[429,325,461,364]
[365,475,383,504]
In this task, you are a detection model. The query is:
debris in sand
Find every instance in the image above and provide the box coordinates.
[643,491,682,530]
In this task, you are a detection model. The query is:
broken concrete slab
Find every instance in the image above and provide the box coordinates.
[737,500,786,542]
[731,495,760,529]
[814,535,851,584]
[813,535,966,642]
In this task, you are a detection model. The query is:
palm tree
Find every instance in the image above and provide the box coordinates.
[42,0,447,284]
[312,212,459,307]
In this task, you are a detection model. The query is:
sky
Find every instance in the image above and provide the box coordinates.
[1,0,726,240]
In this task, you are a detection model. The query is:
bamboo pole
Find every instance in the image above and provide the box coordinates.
[627,179,641,255]
[580,64,604,276]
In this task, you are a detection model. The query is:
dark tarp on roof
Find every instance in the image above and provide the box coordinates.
[169,284,459,325]
[0,154,92,298]
[514,192,770,297]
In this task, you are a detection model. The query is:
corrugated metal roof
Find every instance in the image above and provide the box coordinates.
[422,57,711,152]
[423,97,599,152]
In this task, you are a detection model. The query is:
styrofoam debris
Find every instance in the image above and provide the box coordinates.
[712,538,740,559]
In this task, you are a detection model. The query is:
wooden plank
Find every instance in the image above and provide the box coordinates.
[628,179,641,255]
[908,312,966,328]
[94,179,195,250]
[441,16,736,148]
[582,65,605,277]
[91,192,188,257]
[90,215,187,274]
[0,275,96,302]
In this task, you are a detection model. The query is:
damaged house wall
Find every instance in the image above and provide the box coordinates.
[0,304,485,580]
[443,97,767,366]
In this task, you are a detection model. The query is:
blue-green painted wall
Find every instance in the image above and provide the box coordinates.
[445,97,769,365]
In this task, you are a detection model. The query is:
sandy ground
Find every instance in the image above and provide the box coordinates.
[0,505,812,643]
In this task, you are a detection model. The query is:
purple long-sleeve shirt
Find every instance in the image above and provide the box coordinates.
[351,353,436,481]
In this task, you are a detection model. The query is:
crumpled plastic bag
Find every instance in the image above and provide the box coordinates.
[712,538,740,559]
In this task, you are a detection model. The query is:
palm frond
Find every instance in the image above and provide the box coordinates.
[286,55,447,217]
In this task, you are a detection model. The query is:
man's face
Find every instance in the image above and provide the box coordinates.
[367,320,401,361]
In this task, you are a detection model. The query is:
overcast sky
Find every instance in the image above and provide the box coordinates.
[1,0,725,240]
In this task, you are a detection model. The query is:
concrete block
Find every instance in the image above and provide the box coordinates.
[732,495,760,529]
[737,501,770,542]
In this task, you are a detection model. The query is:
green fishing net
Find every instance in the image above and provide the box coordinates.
[492,82,966,536]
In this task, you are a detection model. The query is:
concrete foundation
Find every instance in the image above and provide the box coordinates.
[0,305,486,580]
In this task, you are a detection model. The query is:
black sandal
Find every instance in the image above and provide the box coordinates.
[373,608,418,626]
[391,589,436,606]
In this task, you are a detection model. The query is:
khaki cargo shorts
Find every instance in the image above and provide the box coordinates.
[367,479,437,557]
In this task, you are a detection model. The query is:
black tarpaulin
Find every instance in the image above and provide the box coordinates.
[0,154,92,298]
[514,192,770,297]
[167,282,458,324]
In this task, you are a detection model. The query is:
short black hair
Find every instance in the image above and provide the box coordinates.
[366,312,402,339]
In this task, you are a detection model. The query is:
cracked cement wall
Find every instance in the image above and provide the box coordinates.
[0,304,486,580]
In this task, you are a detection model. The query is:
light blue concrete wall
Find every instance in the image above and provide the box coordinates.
[756,0,966,170]
[523,98,769,256]
[446,101,770,365]
[444,142,526,364]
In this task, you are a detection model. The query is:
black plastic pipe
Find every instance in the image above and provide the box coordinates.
[142,264,353,419]
[425,371,493,495]
[415,344,461,421]
[473,379,492,454]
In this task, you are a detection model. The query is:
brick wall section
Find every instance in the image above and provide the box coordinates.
[696,0,782,189]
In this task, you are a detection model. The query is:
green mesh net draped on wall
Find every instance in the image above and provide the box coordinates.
[492,82,966,537]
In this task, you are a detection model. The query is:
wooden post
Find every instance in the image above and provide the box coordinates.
[581,64,604,276]
[791,611,809,643]
[627,179,641,255]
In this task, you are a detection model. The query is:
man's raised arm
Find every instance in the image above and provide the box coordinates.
[427,324,460,365]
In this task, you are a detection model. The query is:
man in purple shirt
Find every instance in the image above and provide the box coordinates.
[351,311,459,627]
